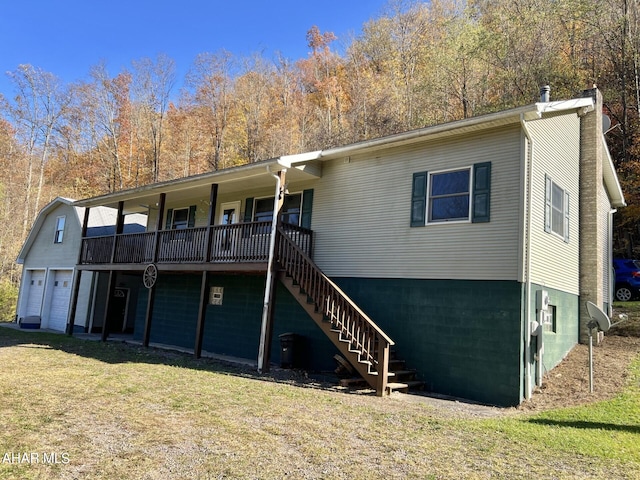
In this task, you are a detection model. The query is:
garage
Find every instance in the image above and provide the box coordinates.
[25,269,46,317]
[48,270,72,332]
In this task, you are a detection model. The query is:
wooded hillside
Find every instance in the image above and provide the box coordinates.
[0,0,638,310]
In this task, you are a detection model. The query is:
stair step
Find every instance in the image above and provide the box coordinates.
[389,369,417,379]
[387,380,425,393]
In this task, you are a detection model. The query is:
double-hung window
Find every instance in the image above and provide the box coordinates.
[428,168,471,222]
[54,216,65,243]
[545,175,570,242]
[253,193,302,226]
[411,162,491,226]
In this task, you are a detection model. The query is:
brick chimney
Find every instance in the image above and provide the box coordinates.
[578,87,604,343]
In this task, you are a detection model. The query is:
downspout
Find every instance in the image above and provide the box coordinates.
[521,114,535,400]
[257,166,286,373]
[608,208,617,316]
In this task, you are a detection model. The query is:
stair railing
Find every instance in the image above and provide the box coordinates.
[276,226,394,395]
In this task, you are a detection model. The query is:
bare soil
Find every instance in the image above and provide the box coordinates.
[518,330,640,412]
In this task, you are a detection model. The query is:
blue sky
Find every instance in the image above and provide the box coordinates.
[0,1,389,97]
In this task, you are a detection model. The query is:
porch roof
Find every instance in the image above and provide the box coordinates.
[73,155,322,213]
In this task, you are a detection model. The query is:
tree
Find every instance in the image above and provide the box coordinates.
[1,65,71,235]
[187,51,235,171]
[131,54,176,183]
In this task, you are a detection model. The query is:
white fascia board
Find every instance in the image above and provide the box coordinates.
[535,98,594,116]
[602,137,626,207]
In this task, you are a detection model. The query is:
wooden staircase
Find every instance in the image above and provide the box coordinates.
[276,227,421,396]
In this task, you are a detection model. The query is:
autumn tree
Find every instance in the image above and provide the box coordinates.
[1,65,71,235]
[75,63,132,192]
[131,54,176,183]
[187,51,236,171]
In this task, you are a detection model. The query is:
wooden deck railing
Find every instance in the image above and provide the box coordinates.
[275,225,393,395]
[79,221,313,265]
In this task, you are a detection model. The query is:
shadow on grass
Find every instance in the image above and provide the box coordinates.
[527,418,640,434]
[0,325,351,394]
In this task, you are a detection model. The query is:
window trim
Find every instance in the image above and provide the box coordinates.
[53,216,66,244]
[427,166,472,224]
[252,192,303,226]
[171,207,190,230]
[544,175,570,243]
[411,163,490,227]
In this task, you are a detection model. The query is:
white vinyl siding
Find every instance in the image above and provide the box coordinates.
[22,204,83,270]
[311,126,523,280]
[526,113,581,294]
[602,183,613,306]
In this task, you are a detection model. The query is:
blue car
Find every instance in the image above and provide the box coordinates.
[613,258,640,301]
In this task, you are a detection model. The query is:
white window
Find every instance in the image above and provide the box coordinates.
[171,208,189,230]
[253,193,302,226]
[545,176,570,242]
[54,216,65,243]
[428,168,471,223]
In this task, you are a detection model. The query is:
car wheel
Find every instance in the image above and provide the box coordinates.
[616,286,633,302]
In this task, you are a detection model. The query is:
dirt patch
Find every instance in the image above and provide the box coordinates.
[518,332,640,412]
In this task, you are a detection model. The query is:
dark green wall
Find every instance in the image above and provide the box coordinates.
[125,273,528,406]
[333,278,524,406]
[131,273,338,370]
[529,284,579,373]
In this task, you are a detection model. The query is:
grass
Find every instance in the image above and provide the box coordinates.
[0,328,639,479]
[613,301,640,337]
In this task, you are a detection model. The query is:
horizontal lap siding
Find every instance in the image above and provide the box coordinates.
[527,114,580,294]
[601,184,613,306]
[23,204,81,268]
[312,127,523,280]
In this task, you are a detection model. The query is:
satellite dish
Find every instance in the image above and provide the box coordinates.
[586,301,611,332]
[602,114,611,134]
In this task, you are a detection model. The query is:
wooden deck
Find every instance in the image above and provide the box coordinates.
[79,221,313,270]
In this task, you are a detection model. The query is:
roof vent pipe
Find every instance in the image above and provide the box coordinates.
[540,85,550,103]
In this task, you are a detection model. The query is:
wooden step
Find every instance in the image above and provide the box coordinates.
[387,380,425,393]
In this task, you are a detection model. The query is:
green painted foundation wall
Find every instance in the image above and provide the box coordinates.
[122,273,581,406]
[131,273,338,371]
[333,278,524,406]
[528,284,579,375]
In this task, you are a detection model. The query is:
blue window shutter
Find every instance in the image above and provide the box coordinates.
[188,205,197,228]
[301,189,313,229]
[564,191,570,243]
[544,175,552,233]
[165,209,173,230]
[472,162,491,223]
[243,198,254,223]
[411,171,427,227]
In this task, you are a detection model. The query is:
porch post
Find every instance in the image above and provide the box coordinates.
[142,283,155,347]
[66,207,91,335]
[257,169,286,373]
[153,193,166,262]
[110,201,125,263]
[101,270,116,342]
[194,271,209,358]
[204,184,218,262]
[143,193,165,348]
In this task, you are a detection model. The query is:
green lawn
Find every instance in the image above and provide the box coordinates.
[0,327,638,479]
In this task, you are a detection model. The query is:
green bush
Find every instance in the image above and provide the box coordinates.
[0,279,18,322]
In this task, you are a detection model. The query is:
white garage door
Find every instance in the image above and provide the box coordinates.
[48,270,72,332]
[25,270,46,317]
